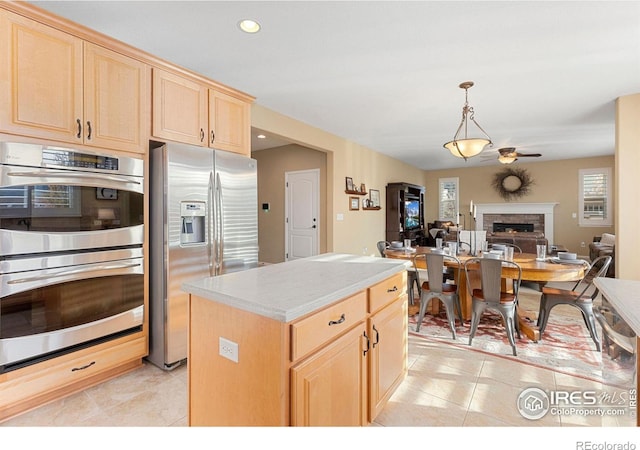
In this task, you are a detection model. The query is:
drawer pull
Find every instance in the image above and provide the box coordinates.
[387,286,398,293]
[372,324,380,348]
[328,314,346,326]
[71,361,96,372]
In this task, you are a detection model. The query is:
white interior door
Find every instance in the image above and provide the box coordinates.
[285,169,319,261]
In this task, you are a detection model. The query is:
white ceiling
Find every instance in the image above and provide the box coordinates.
[30,1,640,170]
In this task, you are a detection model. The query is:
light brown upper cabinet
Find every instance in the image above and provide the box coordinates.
[152,68,208,147]
[0,10,149,154]
[209,89,250,155]
[153,68,251,156]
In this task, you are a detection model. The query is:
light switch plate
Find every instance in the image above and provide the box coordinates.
[219,337,239,363]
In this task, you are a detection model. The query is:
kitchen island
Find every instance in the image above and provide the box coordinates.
[593,277,640,427]
[182,253,409,426]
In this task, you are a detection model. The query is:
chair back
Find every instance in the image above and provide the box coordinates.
[377,241,390,257]
[573,255,612,300]
[464,257,522,303]
[413,252,460,293]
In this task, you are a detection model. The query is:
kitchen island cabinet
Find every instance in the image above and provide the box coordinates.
[183,253,409,426]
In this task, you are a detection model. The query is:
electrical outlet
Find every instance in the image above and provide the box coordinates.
[219,337,238,363]
[580,241,586,248]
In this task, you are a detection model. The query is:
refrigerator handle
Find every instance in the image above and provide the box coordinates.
[215,172,224,276]
[208,172,214,277]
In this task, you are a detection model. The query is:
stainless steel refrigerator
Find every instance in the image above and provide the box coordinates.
[148,141,258,370]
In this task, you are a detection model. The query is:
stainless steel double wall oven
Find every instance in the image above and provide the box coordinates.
[0,142,144,372]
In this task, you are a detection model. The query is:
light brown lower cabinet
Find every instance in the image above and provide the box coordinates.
[188,271,408,426]
[0,335,146,422]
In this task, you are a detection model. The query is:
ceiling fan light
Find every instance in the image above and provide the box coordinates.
[498,154,517,164]
[444,138,491,159]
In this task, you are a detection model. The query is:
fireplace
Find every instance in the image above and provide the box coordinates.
[473,203,558,243]
[493,223,534,232]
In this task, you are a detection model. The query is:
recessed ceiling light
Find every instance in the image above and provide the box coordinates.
[257,134,266,139]
[238,19,261,34]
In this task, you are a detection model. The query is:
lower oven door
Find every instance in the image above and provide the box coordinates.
[0,247,144,370]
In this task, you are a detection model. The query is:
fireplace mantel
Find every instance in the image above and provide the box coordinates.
[474,203,558,244]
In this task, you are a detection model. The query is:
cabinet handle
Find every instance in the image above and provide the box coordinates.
[86,121,92,140]
[372,324,380,348]
[200,128,205,142]
[387,286,398,293]
[328,313,345,326]
[76,119,82,138]
[71,361,96,372]
[363,331,370,356]
[210,130,215,144]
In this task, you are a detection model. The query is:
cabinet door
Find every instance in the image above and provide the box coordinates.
[368,295,408,421]
[152,68,207,146]
[0,9,83,143]
[291,324,367,426]
[208,89,250,156]
[84,43,149,153]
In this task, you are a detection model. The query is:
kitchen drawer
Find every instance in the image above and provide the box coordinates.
[290,291,367,362]
[0,336,146,410]
[368,272,406,313]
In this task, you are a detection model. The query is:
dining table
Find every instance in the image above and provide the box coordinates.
[384,246,587,341]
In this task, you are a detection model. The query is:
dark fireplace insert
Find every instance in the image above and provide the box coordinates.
[493,223,534,232]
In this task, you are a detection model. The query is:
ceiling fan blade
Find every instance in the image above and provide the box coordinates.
[516,153,542,157]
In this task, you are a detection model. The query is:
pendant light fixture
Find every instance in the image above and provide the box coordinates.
[444,81,492,161]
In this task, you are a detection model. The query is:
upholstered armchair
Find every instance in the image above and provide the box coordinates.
[589,233,615,277]
[426,220,456,246]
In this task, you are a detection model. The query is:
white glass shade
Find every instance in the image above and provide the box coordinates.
[444,138,491,158]
[499,155,517,164]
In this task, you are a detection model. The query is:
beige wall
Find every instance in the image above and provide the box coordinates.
[423,156,615,257]
[252,103,625,263]
[252,144,328,263]
[252,104,426,257]
[616,93,640,281]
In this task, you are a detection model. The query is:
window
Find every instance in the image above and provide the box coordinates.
[579,168,612,227]
[438,177,459,223]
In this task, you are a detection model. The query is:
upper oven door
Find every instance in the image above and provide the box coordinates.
[0,143,144,257]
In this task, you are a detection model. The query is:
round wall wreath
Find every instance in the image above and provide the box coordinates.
[492,167,534,201]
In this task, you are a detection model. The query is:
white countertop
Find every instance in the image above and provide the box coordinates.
[182,253,409,322]
[594,277,640,335]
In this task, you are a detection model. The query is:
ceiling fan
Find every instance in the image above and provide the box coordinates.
[482,147,542,164]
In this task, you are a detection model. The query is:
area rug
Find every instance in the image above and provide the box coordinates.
[408,287,611,385]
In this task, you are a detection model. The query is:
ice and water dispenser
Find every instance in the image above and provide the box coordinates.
[180,201,206,245]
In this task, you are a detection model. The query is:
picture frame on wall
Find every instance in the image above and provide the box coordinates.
[349,196,359,210]
[345,177,354,191]
[369,189,380,207]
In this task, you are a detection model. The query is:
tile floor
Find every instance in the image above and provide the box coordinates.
[0,287,635,430]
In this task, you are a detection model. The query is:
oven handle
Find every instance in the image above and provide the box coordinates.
[7,170,141,186]
[7,261,142,285]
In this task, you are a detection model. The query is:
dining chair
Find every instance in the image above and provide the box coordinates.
[377,240,390,258]
[464,257,522,356]
[536,255,612,352]
[413,252,463,339]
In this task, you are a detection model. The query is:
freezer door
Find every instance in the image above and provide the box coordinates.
[149,142,213,369]
[213,151,258,275]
